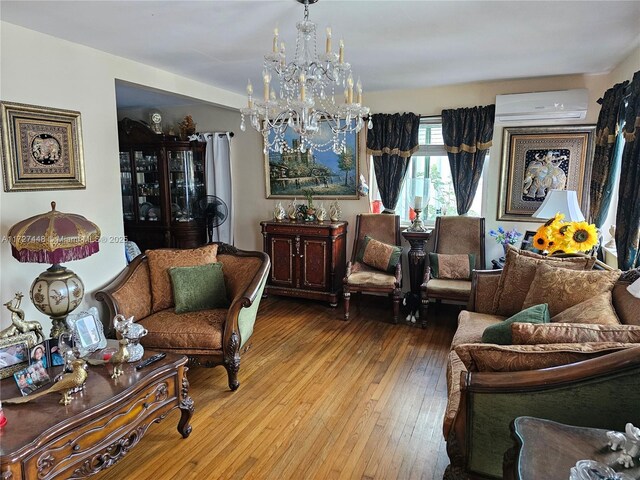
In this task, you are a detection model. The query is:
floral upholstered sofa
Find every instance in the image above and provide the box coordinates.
[441,247,640,479]
[96,243,270,391]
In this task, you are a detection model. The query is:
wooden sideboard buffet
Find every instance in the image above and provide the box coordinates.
[260,220,347,306]
[0,351,193,480]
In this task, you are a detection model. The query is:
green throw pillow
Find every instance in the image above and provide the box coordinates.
[481,303,550,345]
[429,253,476,280]
[356,235,402,273]
[168,263,229,314]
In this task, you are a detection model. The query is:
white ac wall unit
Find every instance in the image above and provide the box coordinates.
[495,89,588,122]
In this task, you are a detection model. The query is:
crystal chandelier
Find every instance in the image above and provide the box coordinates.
[240,0,371,155]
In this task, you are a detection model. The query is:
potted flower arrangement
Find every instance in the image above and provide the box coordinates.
[532,214,598,254]
[489,226,523,256]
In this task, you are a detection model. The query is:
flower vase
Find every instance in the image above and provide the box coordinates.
[502,244,508,258]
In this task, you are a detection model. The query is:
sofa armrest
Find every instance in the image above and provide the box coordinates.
[451,347,640,479]
[95,255,152,338]
[217,245,271,351]
[468,269,501,314]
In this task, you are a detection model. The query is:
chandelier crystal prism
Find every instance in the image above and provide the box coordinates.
[240,0,371,155]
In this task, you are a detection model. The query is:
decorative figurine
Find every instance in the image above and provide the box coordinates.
[273,202,286,221]
[87,339,130,379]
[2,293,45,343]
[605,225,616,248]
[287,198,298,221]
[114,314,148,362]
[316,202,327,223]
[4,359,88,406]
[606,423,640,470]
[329,200,341,222]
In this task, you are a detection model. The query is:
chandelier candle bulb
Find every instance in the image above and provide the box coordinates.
[273,27,279,53]
[247,80,253,107]
[263,70,270,101]
[300,73,306,101]
[347,74,354,104]
[356,77,362,104]
[326,27,332,53]
[339,39,344,63]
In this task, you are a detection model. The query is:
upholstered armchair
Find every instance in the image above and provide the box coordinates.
[420,216,485,328]
[343,213,402,323]
[95,243,270,391]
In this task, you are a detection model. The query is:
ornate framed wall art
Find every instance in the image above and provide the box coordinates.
[264,120,360,199]
[498,125,595,221]
[1,101,86,191]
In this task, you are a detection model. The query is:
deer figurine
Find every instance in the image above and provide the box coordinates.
[3,293,45,343]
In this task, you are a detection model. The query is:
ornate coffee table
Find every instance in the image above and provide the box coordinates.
[0,350,193,479]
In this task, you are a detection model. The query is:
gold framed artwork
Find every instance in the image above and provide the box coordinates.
[498,125,595,221]
[264,120,360,199]
[1,101,86,191]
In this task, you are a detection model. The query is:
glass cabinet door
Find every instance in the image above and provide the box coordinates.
[119,151,134,221]
[134,150,161,222]
[168,149,205,222]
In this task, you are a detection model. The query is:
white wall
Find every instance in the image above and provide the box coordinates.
[0,22,246,332]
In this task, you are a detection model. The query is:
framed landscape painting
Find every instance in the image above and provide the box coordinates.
[264,121,359,199]
[1,101,86,192]
[498,125,595,221]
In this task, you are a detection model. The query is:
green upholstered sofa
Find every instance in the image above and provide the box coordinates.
[443,268,640,479]
[95,243,270,391]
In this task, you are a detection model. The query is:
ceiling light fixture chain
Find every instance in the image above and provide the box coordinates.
[240,0,371,155]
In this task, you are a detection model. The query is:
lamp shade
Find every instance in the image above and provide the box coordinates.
[8,201,101,264]
[532,190,585,222]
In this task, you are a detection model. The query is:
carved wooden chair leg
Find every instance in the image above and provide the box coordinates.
[343,287,351,320]
[224,360,240,391]
[421,299,429,329]
[392,288,401,324]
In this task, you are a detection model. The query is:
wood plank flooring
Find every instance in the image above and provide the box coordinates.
[94,295,458,480]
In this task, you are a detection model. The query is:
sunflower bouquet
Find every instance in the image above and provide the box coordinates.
[532,213,599,254]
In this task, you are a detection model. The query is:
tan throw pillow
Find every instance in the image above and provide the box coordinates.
[492,246,596,317]
[522,263,620,317]
[612,281,640,326]
[454,342,633,372]
[550,292,620,325]
[146,244,219,313]
[356,235,401,273]
[512,322,640,344]
[429,253,475,280]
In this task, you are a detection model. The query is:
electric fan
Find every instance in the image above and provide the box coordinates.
[198,195,229,243]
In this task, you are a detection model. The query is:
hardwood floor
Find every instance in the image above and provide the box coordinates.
[95,295,458,480]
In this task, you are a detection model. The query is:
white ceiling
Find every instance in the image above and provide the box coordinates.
[3,0,640,108]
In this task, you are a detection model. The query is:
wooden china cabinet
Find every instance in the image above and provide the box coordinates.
[118,119,207,251]
[260,220,348,306]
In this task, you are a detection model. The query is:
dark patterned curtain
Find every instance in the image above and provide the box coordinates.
[589,81,628,228]
[616,71,640,270]
[367,113,420,213]
[442,105,495,215]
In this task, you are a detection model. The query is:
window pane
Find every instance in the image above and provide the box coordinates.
[395,120,483,225]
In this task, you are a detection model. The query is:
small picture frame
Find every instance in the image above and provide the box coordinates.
[46,338,65,367]
[66,307,107,357]
[0,341,29,379]
[30,343,48,369]
[13,363,51,396]
[521,230,543,254]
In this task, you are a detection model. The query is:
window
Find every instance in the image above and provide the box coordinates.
[370,117,483,224]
